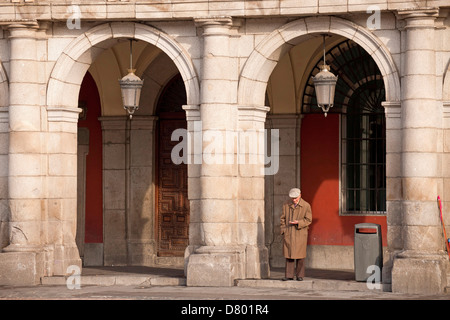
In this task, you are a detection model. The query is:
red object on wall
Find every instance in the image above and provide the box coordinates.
[78,71,103,243]
[300,113,387,246]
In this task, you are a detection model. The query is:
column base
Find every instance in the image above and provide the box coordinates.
[391,251,449,294]
[0,243,82,285]
[185,245,270,286]
[52,244,82,276]
[186,245,245,286]
[245,245,270,279]
[0,251,45,285]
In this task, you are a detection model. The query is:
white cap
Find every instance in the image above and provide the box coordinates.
[288,188,301,198]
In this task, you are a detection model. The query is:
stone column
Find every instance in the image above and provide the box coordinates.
[185,17,244,286]
[76,127,89,261]
[100,116,127,266]
[0,24,46,285]
[128,116,158,265]
[182,103,201,275]
[264,114,300,268]
[381,101,402,284]
[46,106,82,276]
[4,24,41,253]
[391,8,447,294]
[237,105,270,279]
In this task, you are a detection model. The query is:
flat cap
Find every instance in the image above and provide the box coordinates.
[288,188,301,198]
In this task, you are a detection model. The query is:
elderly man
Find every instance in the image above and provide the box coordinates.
[280,188,312,281]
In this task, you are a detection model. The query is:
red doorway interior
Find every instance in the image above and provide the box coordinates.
[300,113,387,247]
[78,71,103,248]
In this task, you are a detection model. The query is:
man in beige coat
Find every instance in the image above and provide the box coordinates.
[280,188,312,281]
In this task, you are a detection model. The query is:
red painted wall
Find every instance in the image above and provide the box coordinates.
[78,71,103,243]
[300,114,387,246]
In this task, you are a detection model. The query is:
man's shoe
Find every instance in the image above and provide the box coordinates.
[296,277,303,281]
[282,277,293,281]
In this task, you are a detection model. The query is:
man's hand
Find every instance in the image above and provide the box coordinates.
[289,220,299,225]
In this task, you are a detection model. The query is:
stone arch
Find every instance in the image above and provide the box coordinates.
[443,63,450,101]
[0,60,8,250]
[238,16,400,107]
[140,53,181,115]
[0,60,8,109]
[47,22,199,113]
[443,64,450,122]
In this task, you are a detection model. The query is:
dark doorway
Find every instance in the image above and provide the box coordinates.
[155,74,189,257]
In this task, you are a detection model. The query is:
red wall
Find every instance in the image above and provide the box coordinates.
[300,114,387,246]
[78,72,103,243]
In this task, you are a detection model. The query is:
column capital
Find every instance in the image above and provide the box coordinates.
[1,20,38,27]
[194,16,233,36]
[443,101,450,126]
[182,104,201,121]
[129,115,158,130]
[238,105,270,124]
[4,20,39,39]
[194,16,233,27]
[381,101,401,118]
[266,113,301,128]
[47,106,82,123]
[99,115,128,131]
[397,7,439,28]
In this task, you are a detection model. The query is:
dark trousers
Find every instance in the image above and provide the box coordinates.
[285,258,305,279]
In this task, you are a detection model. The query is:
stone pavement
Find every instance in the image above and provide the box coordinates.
[0,266,449,301]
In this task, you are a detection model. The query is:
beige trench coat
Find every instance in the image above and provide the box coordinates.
[280,198,312,259]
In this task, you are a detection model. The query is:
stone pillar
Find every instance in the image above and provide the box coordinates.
[391,8,448,294]
[46,106,82,276]
[128,116,158,265]
[4,24,41,252]
[237,105,270,279]
[0,24,46,285]
[264,114,299,268]
[76,127,89,262]
[100,116,127,265]
[185,17,245,286]
[100,115,159,267]
[381,101,402,284]
[183,103,201,275]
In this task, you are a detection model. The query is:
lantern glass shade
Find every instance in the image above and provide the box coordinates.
[312,64,338,117]
[119,69,144,117]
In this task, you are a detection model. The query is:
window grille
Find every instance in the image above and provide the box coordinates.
[302,39,386,215]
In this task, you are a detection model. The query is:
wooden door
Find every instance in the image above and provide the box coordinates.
[156,117,189,257]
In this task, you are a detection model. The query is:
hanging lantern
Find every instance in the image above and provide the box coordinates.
[312,36,338,117]
[119,40,144,119]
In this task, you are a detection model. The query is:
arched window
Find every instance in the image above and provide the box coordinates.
[302,39,386,215]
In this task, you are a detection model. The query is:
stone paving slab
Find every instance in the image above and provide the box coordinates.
[0,283,448,301]
[1,266,448,301]
[235,278,385,292]
[42,274,187,287]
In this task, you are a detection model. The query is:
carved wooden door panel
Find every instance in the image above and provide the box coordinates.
[156,118,189,257]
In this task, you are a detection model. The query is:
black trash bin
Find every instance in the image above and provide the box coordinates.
[354,223,382,282]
